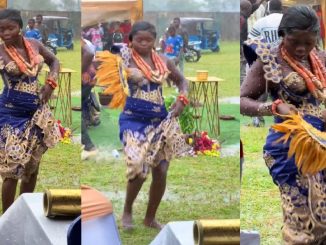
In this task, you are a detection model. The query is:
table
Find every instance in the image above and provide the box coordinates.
[187,76,224,137]
[44,67,76,128]
[0,193,74,245]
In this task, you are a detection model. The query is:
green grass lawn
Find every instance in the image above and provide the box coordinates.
[240,116,283,244]
[185,41,240,98]
[38,40,81,92]
[88,102,239,149]
[81,155,240,245]
[0,142,81,213]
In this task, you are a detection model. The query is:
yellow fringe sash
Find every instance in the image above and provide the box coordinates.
[95,51,129,109]
[272,114,326,175]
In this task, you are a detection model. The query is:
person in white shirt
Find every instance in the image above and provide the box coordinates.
[248,0,283,46]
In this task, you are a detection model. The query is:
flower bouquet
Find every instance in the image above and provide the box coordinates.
[190,131,220,157]
[57,120,72,144]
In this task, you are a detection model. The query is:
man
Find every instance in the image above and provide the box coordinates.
[240,0,252,85]
[164,25,183,65]
[164,25,183,87]
[248,0,266,15]
[24,19,41,41]
[248,0,283,46]
[35,14,49,44]
[81,39,98,160]
[172,17,188,74]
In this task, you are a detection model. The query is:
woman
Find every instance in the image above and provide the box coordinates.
[116,21,191,229]
[85,24,104,52]
[240,6,326,243]
[0,9,61,212]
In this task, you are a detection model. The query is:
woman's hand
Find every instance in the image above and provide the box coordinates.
[39,84,54,104]
[170,99,185,117]
[128,68,143,81]
[276,103,298,115]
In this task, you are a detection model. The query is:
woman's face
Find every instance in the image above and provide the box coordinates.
[283,30,317,61]
[0,19,21,45]
[132,30,155,56]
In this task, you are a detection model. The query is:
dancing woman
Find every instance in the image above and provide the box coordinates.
[114,21,191,229]
[0,9,61,212]
[241,6,326,243]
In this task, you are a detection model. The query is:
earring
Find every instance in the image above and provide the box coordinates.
[19,29,22,36]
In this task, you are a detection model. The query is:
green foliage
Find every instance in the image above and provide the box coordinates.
[164,95,194,133]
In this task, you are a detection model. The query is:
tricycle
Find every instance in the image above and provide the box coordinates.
[40,16,74,52]
[181,17,220,56]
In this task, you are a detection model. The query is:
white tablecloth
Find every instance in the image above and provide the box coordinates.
[0,193,74,245]
[150,221,260,245]
[240,230,260,245]
[150,221,195,245]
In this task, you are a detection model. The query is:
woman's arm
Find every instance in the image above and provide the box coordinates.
[165,57,189,117]
[166,57,188,95]
[241,58,297,116]
[34,40,60,104]
[240,59,273,116]
[37,40,60,79]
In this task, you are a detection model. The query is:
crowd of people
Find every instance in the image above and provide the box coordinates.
[82,20,132,52]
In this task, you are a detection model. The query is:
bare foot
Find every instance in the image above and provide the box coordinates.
[143,219,164,230]
[122,212,133,230]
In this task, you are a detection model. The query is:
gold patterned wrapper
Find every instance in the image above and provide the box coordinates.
[43,189,81,218]
[193,219,240,245]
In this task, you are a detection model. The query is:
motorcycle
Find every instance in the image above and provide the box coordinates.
[45,38,58,55]
[184,41,201,62]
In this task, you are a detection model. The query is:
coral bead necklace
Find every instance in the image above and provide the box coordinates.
[281,45,326,101]
[131,49,169,84]
[4,37,39,76]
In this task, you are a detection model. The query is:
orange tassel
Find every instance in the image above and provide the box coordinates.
[272,114,326,174]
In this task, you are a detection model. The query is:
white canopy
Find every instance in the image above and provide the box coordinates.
[81,0,142,27]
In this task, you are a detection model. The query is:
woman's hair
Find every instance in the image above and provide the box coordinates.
[129,21,156,42]
[278,5,319,37]
[0,9,23,28]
